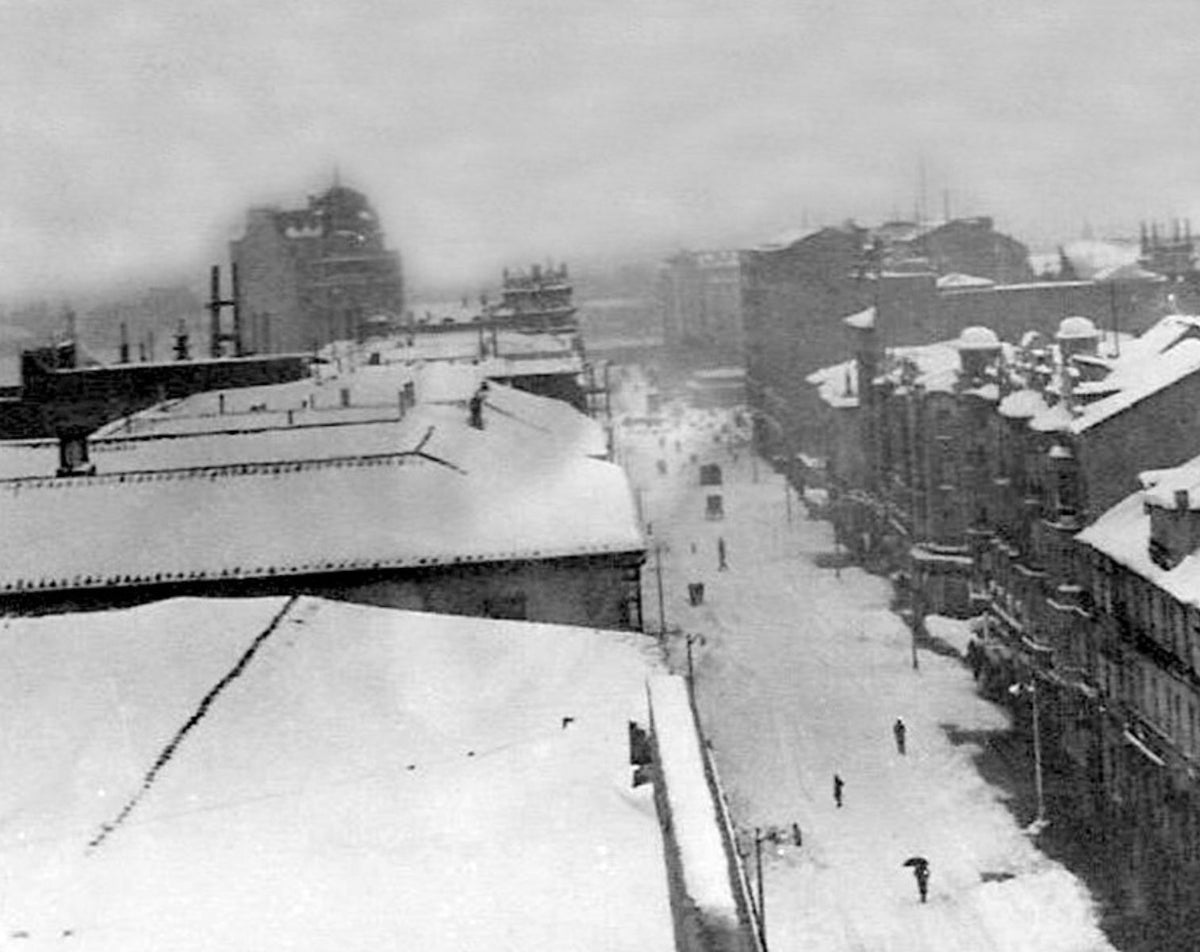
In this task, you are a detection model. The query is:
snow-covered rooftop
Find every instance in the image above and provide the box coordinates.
[1070,337,1200,433]
[806,359,859,409]
[843,306,876,330]
[357,326,582,365]
[1078,491,1200,608]
[1139,456,1200,509]
[1055,316,1099,340]
[936,272,995,291]
[1029,400,1076,433]
[0,596,674,950]
[3,378,609,479]
[0,405,641,595]
[998,388,1050,420]
[957,326,1001,350]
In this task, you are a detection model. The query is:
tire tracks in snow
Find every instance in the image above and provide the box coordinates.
[85,595,301,853]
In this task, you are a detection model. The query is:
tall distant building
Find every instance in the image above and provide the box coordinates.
[230,184,405,354]
[657,249,743,361]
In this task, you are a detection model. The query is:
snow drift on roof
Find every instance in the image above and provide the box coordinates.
[1078,492,1200,609]
[0,409,642,593]
[936,272,995,290]
[1071,338,1200,433]
[0,596,673,950]
[999,388,1049,420]
[843,306,876,330]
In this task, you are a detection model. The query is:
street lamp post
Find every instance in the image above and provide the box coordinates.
[652,536,668,640]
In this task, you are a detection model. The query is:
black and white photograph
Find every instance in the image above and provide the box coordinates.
[1,1,1197,949]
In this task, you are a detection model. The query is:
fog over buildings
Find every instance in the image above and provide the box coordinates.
[0,0,1198,300]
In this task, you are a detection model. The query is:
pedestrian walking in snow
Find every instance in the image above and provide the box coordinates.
[717,537,728,571]
[893,718,907,756]
[903,857,931,903]
[833,773,844,808]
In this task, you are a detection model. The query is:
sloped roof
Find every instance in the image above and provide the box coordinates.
[1,596,672,950]
[1092,262,1165,283]
[1071,338,1200,433]
[1078,489,1200,609]
[0,406,642,596]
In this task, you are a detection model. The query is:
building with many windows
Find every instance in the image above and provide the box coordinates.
[230,184,405,354]
[658,249,744,362]
[809,309,1200,947]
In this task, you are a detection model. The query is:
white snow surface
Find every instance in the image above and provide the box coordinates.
[1,597,673,951]
[1078,489,1200,610]
[0,403,640,592]
[86,368,605,454]
[611,366,1114,952]
[647,675,739,918]
[1070,337,1200,433]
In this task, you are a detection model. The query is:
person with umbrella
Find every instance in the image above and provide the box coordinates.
[903,856,930,903]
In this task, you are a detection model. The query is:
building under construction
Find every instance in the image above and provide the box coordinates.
[230,183,405,354]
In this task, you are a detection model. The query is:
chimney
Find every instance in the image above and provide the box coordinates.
[231,262,244,357]
[56,429,94,477]
[173,319,190,361]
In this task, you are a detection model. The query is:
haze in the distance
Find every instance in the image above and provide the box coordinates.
[0,0,1195,298]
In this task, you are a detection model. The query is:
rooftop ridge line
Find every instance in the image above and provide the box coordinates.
[0,449,440,493]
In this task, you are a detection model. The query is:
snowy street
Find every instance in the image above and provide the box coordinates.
[612,368,1114,952]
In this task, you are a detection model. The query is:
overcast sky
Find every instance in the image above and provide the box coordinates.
[1,0,1199,299]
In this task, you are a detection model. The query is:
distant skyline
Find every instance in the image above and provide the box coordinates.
[0,0,1198,300]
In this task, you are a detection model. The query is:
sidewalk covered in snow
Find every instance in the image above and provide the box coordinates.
[608,367,1114,952]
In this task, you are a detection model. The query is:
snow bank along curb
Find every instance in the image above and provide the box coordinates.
[647,675,761,952]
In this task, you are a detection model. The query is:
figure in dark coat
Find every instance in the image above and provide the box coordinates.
[893,718,907,756]
[833,773,844,808]
[718,537,728,571]
[911,859,930,903]
[468,382,489,429]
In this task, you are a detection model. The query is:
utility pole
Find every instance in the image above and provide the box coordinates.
[653,537,667,640]
[911,592,920,672]
[755,827,766,948]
